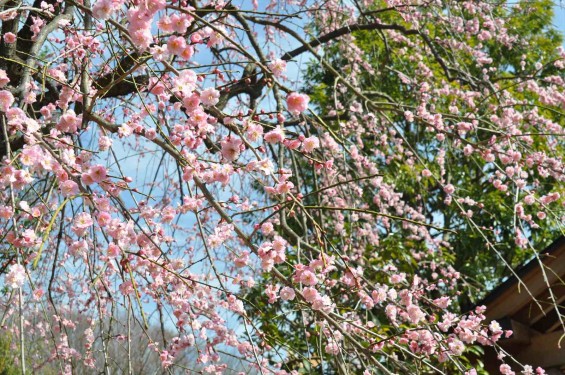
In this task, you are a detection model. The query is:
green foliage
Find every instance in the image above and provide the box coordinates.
[0,334,19,375]
[304,0,564,307]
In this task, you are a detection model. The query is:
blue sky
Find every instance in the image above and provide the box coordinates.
[555,3,565,31]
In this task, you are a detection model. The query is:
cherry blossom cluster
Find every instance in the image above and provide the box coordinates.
[0,0,562,374]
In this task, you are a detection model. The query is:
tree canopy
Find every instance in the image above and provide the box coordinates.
[305,0,564,305]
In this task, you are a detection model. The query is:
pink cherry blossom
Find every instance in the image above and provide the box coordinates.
[74,212,94,229]
[300,270,319,286]
[268,59,287,78]
[167,36,187,56]
[264,126,285,144]
[301,136,319,153]
[92,0,118,19]
[170,13,192,33]
[0,69,9,87]
[60,180,79,197]
[286,92,309,115]
[6,264,26,289]
[200,88,220,107]
[443,184,456,195]
[280,287,295,301]
[88,165,107,183]
[0,90,14,112]
[220,136,243,161]
[3,32,16,44]
[57,110,81,133]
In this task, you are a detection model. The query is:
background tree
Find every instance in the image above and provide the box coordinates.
[0,334,18,375]
[303,0,565,306]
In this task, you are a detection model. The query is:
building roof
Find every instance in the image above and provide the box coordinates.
[480,236,565,371]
